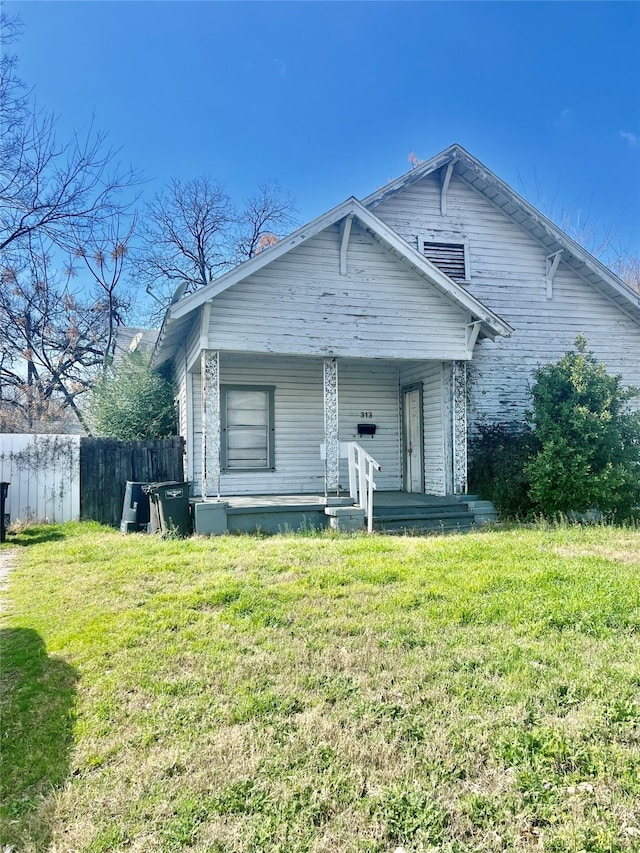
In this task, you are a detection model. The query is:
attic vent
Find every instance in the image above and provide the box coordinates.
[421,241,467,282]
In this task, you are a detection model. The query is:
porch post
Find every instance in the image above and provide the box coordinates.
[323,357,340,495]
[201,349,221,498]
[451,360,468,494]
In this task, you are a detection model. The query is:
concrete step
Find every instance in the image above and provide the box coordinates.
[374,506,471,521]
[373,501,476,533]
[460,498,499,525]
[373,515,475,534]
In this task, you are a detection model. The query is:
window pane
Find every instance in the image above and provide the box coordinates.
[227,427,268,450]
[227,427,268,468]
[226,390,268,427]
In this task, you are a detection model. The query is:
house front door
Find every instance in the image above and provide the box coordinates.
[402,384,423,492]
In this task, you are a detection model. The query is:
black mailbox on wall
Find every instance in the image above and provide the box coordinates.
[357,423,376,436]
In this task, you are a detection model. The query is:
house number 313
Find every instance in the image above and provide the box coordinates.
[360,411,373,418]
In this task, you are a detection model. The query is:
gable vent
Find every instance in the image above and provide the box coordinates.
[421,241,467,282]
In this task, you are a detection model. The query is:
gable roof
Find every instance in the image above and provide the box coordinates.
[153,196,512,366]
[363,143,640,326]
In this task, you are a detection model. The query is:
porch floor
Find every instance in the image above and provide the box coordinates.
[215,491,464,510]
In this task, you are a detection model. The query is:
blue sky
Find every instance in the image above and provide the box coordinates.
[8,1,640,264]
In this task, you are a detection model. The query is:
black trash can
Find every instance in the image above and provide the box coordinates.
[0,482,9,543]
[120,481,151,534]
[143,482,191,537]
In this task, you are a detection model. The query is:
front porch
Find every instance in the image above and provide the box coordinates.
[191,490,494,536]
[189,352,471,503]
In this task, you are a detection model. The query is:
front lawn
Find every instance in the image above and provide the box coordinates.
[1,523,639,852]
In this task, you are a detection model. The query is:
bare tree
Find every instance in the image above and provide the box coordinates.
[68,217,136,375]
[0,14,139,430]
[134,177,234,307]
[520,169,640,295]
[0,12,138,262]
[135,177,297,317]
[0,218,137,433]
[233,181,297,262]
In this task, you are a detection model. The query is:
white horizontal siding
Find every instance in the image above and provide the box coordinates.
[192,356,325,496]
[374,172,640,424]
[192,372,203,490]
[207,222,468,360]
[337,362,401,490]
[173,354,191,481]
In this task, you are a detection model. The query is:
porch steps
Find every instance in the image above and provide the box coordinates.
[372,499,476,534]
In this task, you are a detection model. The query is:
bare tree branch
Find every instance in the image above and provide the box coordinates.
[135,177,298,319]
[233,181,298,262]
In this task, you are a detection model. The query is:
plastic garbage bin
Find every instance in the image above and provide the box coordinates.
[120,481,151,534]
[0,482,9,543]
[143,482,191,536]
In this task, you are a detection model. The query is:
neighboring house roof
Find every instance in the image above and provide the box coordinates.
[363,143,640,327]
[114,327,159,365]
[152,197,513,366]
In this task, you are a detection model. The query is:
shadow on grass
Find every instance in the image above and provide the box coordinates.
[6,524,68,546]
[0,627,78,849]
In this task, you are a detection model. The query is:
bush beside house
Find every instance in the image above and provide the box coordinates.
[90,352,177,441]
[469,337,640,520]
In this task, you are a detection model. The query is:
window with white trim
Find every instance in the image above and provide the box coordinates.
[418,238,469,283]
[221,385,275,471]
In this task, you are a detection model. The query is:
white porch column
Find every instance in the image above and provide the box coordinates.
[451,360,468,494]
[323,357,340,495]
[201,349,221,498]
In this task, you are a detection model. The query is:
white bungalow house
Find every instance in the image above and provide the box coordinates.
[152,144,640,533]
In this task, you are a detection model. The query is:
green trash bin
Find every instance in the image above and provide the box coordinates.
[144,482,191,536]
[120,481,151,534]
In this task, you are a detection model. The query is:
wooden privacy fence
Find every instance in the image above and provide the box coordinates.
[0,434,184,527]
[80,437,185,526]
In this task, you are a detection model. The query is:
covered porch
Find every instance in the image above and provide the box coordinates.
[186,351,471,523]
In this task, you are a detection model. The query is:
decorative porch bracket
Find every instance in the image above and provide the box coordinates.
[452,360,468,494]
[201,349,221,498]
[323,357,340,495]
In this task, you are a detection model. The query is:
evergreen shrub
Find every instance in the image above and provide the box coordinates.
[525,335,640,518]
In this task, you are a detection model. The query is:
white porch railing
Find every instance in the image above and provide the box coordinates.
[347,442,381,534]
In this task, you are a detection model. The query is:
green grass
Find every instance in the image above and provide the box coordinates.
[1,522,639,852]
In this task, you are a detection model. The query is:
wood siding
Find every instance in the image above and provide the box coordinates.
[207,222,469,361]
[192,356,325,496]
[373,172,640,423]
[174,350,190,479]
[337,362,401,490]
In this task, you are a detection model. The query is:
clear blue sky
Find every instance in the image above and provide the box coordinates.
[8,1,640,261]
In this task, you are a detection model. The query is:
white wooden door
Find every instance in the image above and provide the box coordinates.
[403,387,423,492]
